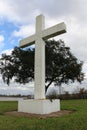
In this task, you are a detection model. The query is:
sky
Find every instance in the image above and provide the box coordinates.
[0,0,87,95]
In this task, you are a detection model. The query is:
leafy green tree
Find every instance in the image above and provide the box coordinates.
[0,40,84,92]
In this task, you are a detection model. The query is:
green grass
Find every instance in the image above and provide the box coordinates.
[0,100,87,130]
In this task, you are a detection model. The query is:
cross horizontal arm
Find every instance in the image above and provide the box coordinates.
[42,22,66,40]
[19,34,36,48]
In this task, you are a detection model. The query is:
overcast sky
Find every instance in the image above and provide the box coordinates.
[0,0,87,95]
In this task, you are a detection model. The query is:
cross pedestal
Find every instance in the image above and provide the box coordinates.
[18,14,66,114]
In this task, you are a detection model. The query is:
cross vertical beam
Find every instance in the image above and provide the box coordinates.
[35,15,45,99]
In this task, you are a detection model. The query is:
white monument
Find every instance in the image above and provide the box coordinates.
[18,14,66,114]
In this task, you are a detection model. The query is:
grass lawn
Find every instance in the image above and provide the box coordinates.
[0,100,87,130]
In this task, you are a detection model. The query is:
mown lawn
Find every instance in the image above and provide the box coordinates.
[0,100,87,130]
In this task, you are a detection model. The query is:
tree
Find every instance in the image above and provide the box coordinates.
[0,40,84,92]
[45,40,84,91]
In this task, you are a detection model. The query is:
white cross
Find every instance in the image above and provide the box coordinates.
[19,14,66,99]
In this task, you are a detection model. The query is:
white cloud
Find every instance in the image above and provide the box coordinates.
[0,0,41,24]
[0,0,87,25]
[0,35,5,50]
[12,24,35,38]
[0,49,13,55]
[0,35,4,42]
[0,73,34,95]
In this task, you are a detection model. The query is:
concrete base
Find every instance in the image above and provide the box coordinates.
[18,99,60,114]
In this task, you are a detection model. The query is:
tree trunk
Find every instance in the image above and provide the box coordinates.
[45,80,53,93]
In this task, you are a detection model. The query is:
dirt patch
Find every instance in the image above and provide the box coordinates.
[4,110,75,119]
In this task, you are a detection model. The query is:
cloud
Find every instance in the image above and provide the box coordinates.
[0,73,34,95]
[0,0,40,24]
[0,49,13,55]
[0,35,5,50]
[12,24,35,38]
[0,35,4,42]
[0,86,33,95]
[0,0,86,25]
